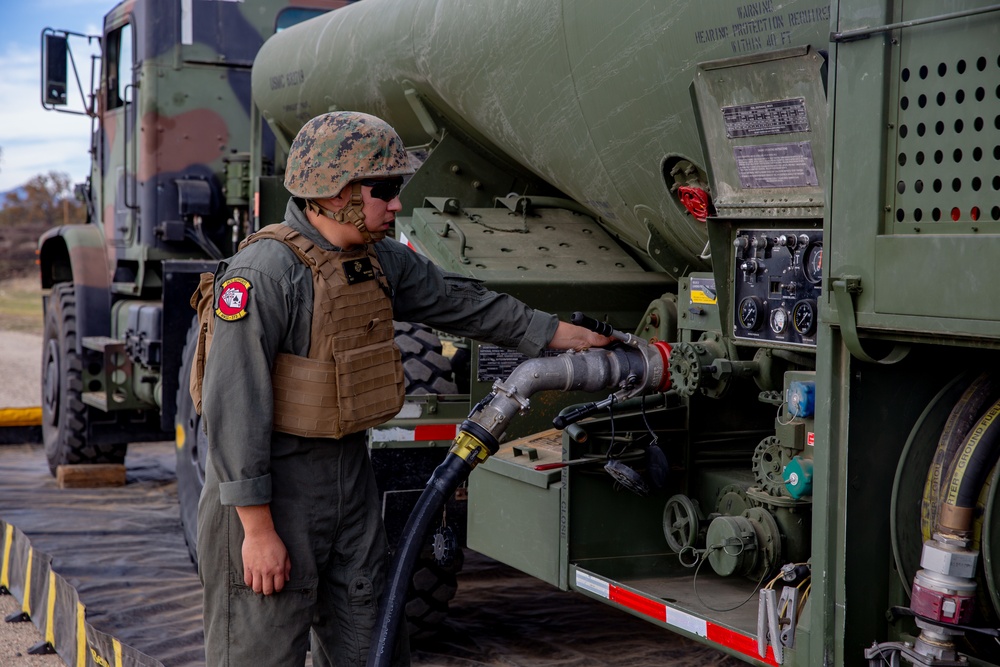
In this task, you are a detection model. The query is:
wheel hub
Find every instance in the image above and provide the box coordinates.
[43,339,60,426]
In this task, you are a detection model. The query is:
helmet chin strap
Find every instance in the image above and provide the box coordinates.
[307,182,385,244]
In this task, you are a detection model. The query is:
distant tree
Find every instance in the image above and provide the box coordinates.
[0,171,86,227]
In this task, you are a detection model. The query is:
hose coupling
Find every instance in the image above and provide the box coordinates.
[449,420,501,468]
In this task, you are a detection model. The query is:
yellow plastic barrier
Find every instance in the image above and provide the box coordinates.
[0,408,42,428]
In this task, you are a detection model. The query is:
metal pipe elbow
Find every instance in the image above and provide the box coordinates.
[471,344,670,439]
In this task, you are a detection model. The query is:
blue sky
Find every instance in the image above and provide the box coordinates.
[0,0,108,193]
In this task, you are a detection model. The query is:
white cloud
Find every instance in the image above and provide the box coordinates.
[0,28,100,192]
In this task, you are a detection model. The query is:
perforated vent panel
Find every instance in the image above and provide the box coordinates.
[890,18,1000,227]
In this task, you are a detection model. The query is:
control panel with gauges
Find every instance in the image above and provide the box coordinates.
[731,228,823,348]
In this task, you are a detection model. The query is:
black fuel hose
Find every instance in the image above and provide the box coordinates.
[945,397,1000,511]
[921,371,994,540]
[367,451,471,667]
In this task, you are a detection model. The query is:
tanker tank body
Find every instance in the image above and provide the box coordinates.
[252,0,831,277]
[249,2,849,665]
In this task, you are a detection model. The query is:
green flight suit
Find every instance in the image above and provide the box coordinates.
[198,199,558,666]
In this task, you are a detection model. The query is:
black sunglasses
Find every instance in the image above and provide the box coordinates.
[358,177,404,202]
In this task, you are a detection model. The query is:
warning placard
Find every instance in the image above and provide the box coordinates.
[733,141,818,189]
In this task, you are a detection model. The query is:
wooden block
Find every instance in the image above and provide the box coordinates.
[56,464,126,489]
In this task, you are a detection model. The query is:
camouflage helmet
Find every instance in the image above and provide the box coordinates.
[284,111,413,198]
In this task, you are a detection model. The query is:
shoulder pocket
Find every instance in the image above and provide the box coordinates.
[443,273,487,301]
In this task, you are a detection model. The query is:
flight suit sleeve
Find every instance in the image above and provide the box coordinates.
[201,261,296,507]
[376,240,558,357]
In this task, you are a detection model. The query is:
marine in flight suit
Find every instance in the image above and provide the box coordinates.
[197,112,608,666]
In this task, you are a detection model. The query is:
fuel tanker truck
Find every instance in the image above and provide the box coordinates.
[39,0,1000,664]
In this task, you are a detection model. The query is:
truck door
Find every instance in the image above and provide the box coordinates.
[100,19,136,252]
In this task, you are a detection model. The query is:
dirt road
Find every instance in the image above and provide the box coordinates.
[0,329,42,409]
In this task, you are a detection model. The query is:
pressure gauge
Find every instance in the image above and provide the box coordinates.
[738,296,765,331]
[803,243,823,285]
[792,300,817,336]
[769,307,788,334]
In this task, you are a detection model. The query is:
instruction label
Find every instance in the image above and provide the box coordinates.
[477,345,560,383]
[723,98,809,138]
[733,141,818,189]
[690,277,718,305]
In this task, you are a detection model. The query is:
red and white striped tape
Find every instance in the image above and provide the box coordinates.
[371,423,459,443]
[575,569,779,666]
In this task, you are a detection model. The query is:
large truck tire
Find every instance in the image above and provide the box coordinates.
[406,546,465,640]
[175,317,207,563]
[41,283,126,476]
[393,322,458,395]
[391,321,462,638]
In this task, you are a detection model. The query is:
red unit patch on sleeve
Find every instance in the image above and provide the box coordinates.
[215,277,252,321]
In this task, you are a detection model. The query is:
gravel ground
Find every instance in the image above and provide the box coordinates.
[0,329,42,409]
[0,565,61,665]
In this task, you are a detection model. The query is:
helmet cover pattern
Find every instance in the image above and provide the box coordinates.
[284,111,413,199]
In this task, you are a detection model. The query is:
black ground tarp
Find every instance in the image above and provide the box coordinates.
[0,441,741,667]
[0,442,203,666]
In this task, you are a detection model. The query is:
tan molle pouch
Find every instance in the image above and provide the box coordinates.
[189,272,217,415]
[271,354,341,438]
[332,316,405,436]
[270,317,404,439]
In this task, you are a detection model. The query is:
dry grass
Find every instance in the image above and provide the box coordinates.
[0,277,43,335]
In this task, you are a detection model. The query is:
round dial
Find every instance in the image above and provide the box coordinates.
[738,296,765,331]
[792,300,817,336]
[803,243,823,284]
[769,307,788,334]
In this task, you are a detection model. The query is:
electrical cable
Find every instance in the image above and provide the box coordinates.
[763,570,786,590]
[796,581,811,620]
[691,544,770,613]
[640,397,659,447]
[871,643,896,667]
[604,399,629,459]
[775,401,794,426]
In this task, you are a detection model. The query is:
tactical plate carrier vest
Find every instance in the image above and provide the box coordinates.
[190,223,405,439]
